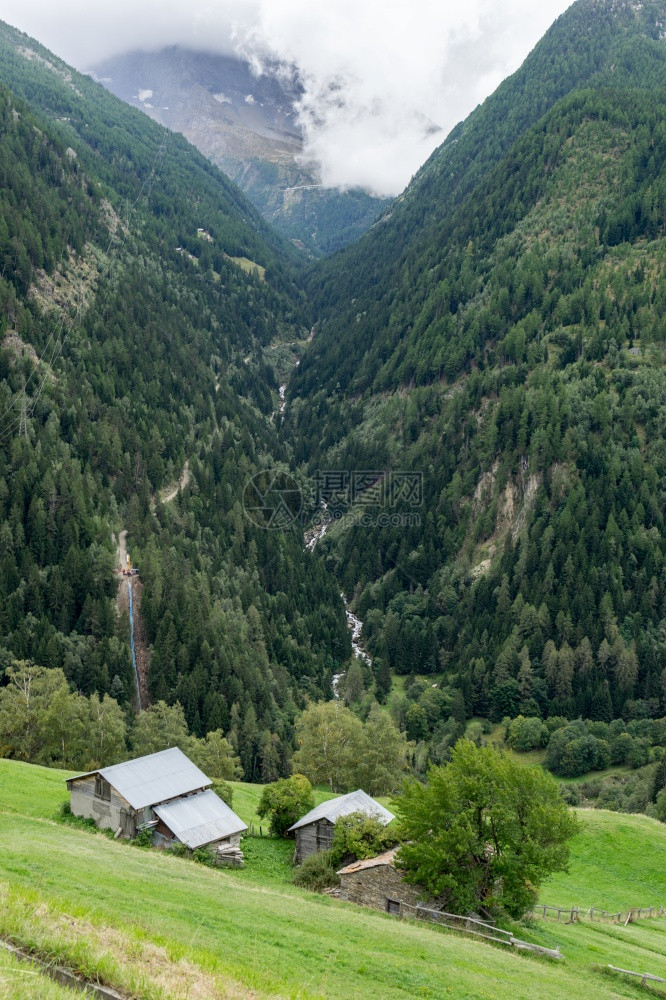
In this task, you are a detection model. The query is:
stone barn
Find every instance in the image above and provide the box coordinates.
[66,747,247,856]
[289,789,394,863]
[337,848,426,915]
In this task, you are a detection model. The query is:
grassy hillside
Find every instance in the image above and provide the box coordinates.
[0,945,77,999]
[1,759,666,999]
[542,808,666,909]
[0,759,73,819]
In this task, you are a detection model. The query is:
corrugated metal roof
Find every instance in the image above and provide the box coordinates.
[337,847,399,875]
[288,789,395,832]
[67,747,211,810]
[154,789,247,849]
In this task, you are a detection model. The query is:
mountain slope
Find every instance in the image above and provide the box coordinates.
[90,46,388,256]
[0,20,349,776]
[283,0,666,741]
[296,0,666,398]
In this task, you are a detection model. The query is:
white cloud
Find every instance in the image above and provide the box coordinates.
[237,0,573,196]
[0,0,255,65]
[0,0,573,195]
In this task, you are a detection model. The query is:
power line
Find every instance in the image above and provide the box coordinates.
[19,376,27,439]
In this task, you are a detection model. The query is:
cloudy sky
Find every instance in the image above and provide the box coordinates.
[0,0,573,196]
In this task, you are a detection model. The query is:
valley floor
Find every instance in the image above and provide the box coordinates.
[0,760,665,999]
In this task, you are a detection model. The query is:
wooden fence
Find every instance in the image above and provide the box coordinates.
[400,903,563,960]
[529,903,666,926]
[608,964,666,986]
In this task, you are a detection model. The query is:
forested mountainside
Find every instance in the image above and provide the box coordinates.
[284,0,666,750]
[295,0,666,398]
[3,0,666,788]
[91,46,388,257]
[0,20,350,780]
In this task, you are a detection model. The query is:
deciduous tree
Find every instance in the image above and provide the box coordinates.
[257,774,314,837]
[394,739,579,917]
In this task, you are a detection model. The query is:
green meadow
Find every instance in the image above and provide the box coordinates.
[0,758,665,999]
[0,945,76,1000]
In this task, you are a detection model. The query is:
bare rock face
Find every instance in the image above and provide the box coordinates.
[89,47,387,255]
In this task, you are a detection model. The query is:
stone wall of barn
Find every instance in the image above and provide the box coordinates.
[68,775,136,837]
[338,864,425,913]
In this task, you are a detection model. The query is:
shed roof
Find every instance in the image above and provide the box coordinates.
[288,789,394,832]
[337,847,399,875]
[154,789,247,849]
[66,747,211,810]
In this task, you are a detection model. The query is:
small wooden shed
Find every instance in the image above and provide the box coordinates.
[288,789,394,863]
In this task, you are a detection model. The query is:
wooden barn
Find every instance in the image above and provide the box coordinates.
[289,789,394,863]
[337,848,425,915]
[66,747,247,859]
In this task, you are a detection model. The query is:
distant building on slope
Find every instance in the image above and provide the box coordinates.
[337,848,424,914]
[288,789,394,863]
[66,747,247,861]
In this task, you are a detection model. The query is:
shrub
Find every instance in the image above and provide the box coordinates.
[545,716,569,734]
[587,721,610,741]
[212,781,233,808]
[595,739,611,770]
[168,842,189,858]
[628,738,651,770]
[560,784,581,806]
[610,732,634,765]
[192,845,216,867]
[292,850,340,892]
[546,721,612,776]
[558,734,599,777]
[576,768,653,816]
[258,774,314,838]
[655,788,666,823]
[330,811,394,867]
[133,828,154,848]
[465,721,484,747]
[507,715,548,751]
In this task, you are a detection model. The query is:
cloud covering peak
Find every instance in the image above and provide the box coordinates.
[0,0,572,195]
